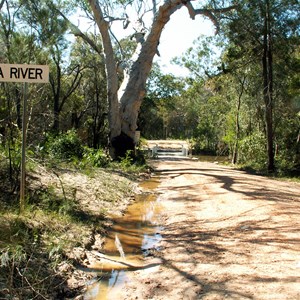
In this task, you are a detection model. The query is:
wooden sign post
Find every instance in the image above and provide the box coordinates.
[0,64,49,213]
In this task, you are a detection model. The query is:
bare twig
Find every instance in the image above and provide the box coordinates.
[52,170,67,202]
[16,267,48,300]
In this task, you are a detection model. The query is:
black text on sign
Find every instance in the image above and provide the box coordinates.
[0,64,49,83]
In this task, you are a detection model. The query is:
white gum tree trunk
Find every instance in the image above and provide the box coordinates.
[88,0,121,142]
[119,2,179,140]
[87,0,182,157]
[86,0,235,158]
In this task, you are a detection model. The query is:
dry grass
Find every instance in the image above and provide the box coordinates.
[0,161,138,299]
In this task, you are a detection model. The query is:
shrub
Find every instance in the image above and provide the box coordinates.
[238,132,267,171]
[47,130,84,160]
[82,147,110,168]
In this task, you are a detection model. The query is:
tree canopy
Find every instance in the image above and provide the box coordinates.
[0,0,299,172]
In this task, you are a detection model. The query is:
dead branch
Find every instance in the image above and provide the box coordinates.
[184,2,237,33]
[16,267,48,300]
[50,5,103,55]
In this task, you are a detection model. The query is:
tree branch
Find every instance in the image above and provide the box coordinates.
[184,2,237,33]
[0,0,5,11]
[50,4,103,55]
[59,66,83,112]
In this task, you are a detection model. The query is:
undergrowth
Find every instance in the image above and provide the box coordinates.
[0,145,146,299]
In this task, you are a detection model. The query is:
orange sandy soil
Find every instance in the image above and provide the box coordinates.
[119,157,300,300]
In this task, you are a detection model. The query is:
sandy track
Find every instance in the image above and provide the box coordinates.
[119,158,300,300]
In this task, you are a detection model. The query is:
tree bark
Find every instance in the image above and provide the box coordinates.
[51,59,61,133]
[232,76,246,164]
[85,0,236,158]
[87,0,121,157]
[88,0,181,158]
[119,4,174,140]
[262,0,275,172]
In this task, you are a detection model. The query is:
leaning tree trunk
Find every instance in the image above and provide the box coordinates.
[115,7,174,157]
[115,2,236,158]
[89,0,176,158]
[87,0,236,159]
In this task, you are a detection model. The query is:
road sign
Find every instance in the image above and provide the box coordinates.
[0,63,49,83]
[0,63,49,212]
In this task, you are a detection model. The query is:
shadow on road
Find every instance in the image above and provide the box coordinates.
[146,158,300,299]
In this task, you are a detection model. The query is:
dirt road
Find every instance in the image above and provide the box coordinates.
[120,157,300,300]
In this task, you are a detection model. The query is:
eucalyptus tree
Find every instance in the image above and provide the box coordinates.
[174,35,235,154]
[0,0,40,184]
[56,0,236,158]
[176,0,299,171]
[68,35,108,148]
[49,48,83,133]
[0,0,25,130]
[225,0,299,172]
[18,0,84,133]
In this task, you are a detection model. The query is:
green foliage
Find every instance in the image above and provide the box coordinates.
[275,149,297,175]
[0,245,26,268]
[108,150,147,174]
[0,128,22,192]
[167,0,299,175]
[119,150,134,169]
[0,214,66,299]
[46,130,84,160]
[36,186,76,215]
[238,132,267,171]
[82,147,110,167]
[0,217,33,250]
[174,34,224,79]
[0,133,22,168]
[274,114,300,175]
[140,66,186,139]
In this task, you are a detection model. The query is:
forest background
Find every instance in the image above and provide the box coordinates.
[0,0,299,298]
[0,0,299,176]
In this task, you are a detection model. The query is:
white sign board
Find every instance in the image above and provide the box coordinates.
[0,63,49,83]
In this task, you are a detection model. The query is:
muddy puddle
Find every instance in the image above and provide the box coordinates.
[83,176,162,300]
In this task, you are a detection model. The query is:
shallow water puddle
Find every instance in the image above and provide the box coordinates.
[83,176,162,300]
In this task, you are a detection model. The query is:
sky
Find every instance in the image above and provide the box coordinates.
[74,5,215,77]
[154,8,214,76]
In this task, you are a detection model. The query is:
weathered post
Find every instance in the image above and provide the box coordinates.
[20,82,28,213]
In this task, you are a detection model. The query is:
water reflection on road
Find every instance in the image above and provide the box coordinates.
[83,176,162,300]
